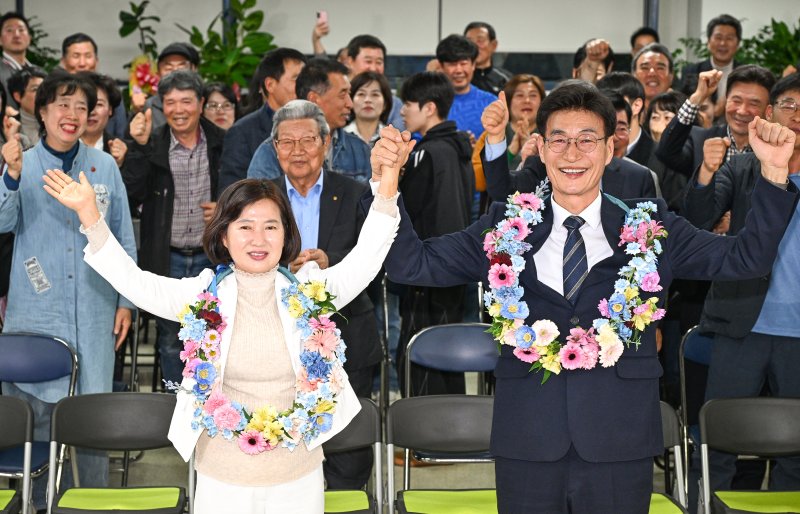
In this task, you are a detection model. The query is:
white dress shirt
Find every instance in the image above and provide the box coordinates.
[534,193,613,295]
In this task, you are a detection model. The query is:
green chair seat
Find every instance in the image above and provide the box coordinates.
[0,489,20,513]
[324,489,373,513]
[398,489,498,514]
[650,492,687,513]
[714,490,800,513]
[54,486,184,513]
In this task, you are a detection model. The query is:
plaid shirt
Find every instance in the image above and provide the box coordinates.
[168,128,210,248]
[676,99,752,163]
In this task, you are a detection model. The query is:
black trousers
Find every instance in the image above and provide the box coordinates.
[495,447,653,514]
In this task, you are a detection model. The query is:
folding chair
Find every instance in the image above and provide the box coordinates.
[324,398,383,514]
[700,397,800,514]
[387,395,496,514]
[651,401,688,513]
[678,325,714,492]
[0,333,78,496]
[46,392,185,514]
[0,397,33,514]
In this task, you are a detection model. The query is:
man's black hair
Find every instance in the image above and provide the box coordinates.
[536,81,617,138]
[769,72,800,105]
[436,35,478,64]
[707,14,742,41]
[632,43,674,74]
[596,72,645,103]
[629,27,660,48]
[400,71,455,119]
[464,21,496,41]
[34,69,97,134]
[0,12,30,32]
[604,90,632,125]
[727,64,775,98]
[253,48,307,97]
[295,58,349,100]
[61,33,98,57]
[346,35,387,60]
[7,66,46,101]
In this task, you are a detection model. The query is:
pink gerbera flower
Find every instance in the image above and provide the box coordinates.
[309,316,336,331]
[213,404,242,431]
[513,346,540,363]
[514,193,541,211]
[203,389,228,415]
[559,342,586,370]
[488,264,516,289]
[238,430,267,455]
[305,329,339,358]
[502,217,531,241]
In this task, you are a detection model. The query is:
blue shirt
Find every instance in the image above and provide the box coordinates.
[751,174,800,337]
[449,86,496,139]
[0,141,137,402]
[285,172,323,250]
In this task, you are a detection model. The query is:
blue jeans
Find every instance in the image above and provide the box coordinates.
[156,250,211,387]
[3,383,108,510]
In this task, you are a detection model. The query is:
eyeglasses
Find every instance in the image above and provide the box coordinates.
[205,101,234,112]
[776,99,800,114]
[544,135,607,153]
[274,136,321,152]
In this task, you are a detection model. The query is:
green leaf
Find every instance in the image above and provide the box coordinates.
[119,23,137,38]
[242,11,263,31]
[119,12,136,23]
[242,0,256,9]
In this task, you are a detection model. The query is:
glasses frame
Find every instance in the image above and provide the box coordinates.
[273,135,322,153]
[543,135,608,154]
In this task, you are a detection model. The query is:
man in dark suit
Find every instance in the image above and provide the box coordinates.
[270,99,381,490]
[681,14,742,114]
[369,82,797,513]
[682,73,800,493]
[656,65,775,177]
[217,48,307,193]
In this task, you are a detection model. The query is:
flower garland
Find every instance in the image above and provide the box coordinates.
[166,278,347,454]
[483,181,668,383]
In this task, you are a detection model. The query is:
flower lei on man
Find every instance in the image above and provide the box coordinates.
[166,280,347,454]
[483,181,668,383]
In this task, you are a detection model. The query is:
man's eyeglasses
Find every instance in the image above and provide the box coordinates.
[205,101,234,112]
[274,136,321,152]
[544,135,607,153]
[776,99,800,114]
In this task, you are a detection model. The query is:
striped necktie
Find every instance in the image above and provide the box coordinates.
[563,215,587,304]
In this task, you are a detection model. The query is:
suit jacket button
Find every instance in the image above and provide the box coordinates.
[570,316,579,325]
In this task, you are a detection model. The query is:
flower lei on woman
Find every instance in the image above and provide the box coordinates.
[167,279,347,454]
[483,181,668,383]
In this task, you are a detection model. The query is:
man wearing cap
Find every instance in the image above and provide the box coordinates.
[130,42,200,134]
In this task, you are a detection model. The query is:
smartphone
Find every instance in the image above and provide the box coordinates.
[317,10,328,24]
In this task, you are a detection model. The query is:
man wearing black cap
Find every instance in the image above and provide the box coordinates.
[130,42,200,134]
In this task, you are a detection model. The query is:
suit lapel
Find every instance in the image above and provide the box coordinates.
[581,195,629,290]
[317,172,343,251]
[518,197,561,303]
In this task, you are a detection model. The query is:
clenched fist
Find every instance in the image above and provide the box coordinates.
[129,108,152,146]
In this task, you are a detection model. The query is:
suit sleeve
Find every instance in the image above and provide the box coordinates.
[682,160,737,230]
[483,151,544,201]
[218,125,250,193]
[668,176,798,281]
[655,117,695,177]
[120,139,154,205]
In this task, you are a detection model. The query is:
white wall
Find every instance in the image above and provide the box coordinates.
[1,0,797,81]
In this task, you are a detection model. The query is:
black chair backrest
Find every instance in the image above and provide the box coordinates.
[387,395,493,453]
[700,397,800,457]
[0,333,77,383]
[323,398,380,453]
[407,323,498,373]
[660,401,681,449]
[51,393,176,451]
[0,396,33,450]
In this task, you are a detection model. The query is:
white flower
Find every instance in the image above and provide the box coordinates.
[599,340,624,367]
[596,323,622,349]
[532,320,559,345]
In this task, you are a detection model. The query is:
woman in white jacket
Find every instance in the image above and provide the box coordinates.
[42,127,413,513]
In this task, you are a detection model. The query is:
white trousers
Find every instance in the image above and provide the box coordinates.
[194,465,324,514]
